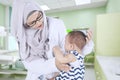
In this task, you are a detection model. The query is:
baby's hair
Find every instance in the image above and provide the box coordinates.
[67,31,86,50]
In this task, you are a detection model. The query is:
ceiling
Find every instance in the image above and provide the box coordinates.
[0,0,107,13]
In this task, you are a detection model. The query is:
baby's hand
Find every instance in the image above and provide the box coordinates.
[86,29,93,43]
[53,46,60,51]
[55,59,70,72]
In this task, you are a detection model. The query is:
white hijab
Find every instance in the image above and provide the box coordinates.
[11,0,49,61]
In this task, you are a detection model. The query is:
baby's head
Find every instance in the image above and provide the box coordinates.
[65,31,86,52]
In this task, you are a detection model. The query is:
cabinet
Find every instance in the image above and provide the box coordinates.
[94,57,106,80]
[96,13,120,56]
[95,56,120,80]
[95,13,120,80]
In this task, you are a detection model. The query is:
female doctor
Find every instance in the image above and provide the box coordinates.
[11,0,94,80]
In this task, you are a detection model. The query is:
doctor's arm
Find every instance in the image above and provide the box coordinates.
[23,56,70,75]
[23,57,58,75]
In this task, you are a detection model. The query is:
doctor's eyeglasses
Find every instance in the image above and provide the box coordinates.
[25,11,43,28]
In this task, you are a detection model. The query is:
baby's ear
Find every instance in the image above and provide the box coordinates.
[70,43,74,49]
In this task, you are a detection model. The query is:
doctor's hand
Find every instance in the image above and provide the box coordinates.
[55,59,70,72]
[86,29,93,43]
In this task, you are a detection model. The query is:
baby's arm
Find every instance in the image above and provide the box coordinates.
[53,46,76,64]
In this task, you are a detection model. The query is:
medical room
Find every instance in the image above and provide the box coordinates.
[0,0,120,80]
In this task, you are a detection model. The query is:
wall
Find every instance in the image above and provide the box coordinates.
[106,0,120,13]
[47,7,106,30]
[0,4,5,49]
[7,7,18,50]
[0,4,5,26]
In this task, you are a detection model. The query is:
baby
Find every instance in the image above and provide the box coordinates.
[53,30,86,80]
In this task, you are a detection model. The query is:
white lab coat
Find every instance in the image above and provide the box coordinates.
[23,17,66,80]
[22,17,94,80]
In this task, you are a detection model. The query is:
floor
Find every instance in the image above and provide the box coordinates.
[0,66,96,80]
[85,66,96,80]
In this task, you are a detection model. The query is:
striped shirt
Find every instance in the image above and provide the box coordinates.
[55,50,85,80]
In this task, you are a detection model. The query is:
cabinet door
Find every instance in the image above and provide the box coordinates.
[96,13,120,56]
[94,57,106,80]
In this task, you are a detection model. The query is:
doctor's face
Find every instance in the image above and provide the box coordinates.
[26,11,44,29]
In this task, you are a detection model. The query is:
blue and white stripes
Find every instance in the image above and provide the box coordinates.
[55,50,85,80]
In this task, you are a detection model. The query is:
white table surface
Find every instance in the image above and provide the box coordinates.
[0,50,9,54]
[96,56,120,80]
[0,55,13,64]
[0,50,17,54]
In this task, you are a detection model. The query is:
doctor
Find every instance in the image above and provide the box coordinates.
[11,0,94,80]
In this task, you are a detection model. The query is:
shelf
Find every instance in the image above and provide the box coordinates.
[0,69,26,75]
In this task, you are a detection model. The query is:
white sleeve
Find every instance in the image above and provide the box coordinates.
[81,40,94,56]
[57,19,67,52]
[23,58,59,75]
